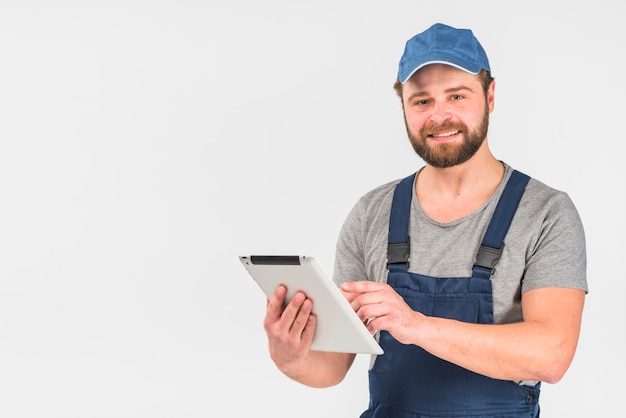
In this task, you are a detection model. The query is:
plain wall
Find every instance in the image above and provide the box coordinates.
[0,1,623,416]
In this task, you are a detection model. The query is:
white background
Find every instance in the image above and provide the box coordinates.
[0,1,623,416]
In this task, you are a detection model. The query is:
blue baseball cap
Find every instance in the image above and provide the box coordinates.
[398,23,491,83]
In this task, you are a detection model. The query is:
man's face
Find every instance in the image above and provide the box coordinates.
[401,64,494,168]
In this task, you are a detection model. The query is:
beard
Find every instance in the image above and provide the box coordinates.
[407,108,490,168]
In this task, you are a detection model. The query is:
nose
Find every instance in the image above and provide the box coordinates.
[430,102,451,125]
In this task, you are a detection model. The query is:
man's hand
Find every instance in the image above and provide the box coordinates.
[263,285,317,373]
[340,281,423,345]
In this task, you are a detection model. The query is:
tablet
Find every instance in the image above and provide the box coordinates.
[239,255,383,355]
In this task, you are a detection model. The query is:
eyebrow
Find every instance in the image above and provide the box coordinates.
[405,85,475,101]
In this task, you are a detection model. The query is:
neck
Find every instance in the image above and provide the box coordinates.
[415,141,504,222]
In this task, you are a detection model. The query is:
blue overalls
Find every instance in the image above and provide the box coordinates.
[361,170,541,418]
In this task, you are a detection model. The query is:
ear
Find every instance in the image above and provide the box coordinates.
[487,80,495,113]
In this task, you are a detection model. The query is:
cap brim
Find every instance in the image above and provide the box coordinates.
[400,60,481,83]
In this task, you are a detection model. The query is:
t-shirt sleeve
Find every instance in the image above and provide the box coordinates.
[521,191,588,293]
[331,180,397,287]
[332,198,369,286]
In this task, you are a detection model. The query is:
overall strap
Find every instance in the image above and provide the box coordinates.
[472,170,531,278]
[386,170,531,277]
[387,172,417,272]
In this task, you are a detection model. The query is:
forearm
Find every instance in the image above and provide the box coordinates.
[275,350,356,388]
[348,282,585,384]
[415,317,577,383]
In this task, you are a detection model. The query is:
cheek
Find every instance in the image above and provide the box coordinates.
[404,112,425,130]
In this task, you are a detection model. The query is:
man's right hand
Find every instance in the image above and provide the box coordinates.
[263,285,317,374]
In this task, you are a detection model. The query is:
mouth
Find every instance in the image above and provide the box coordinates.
[428,130,461,140]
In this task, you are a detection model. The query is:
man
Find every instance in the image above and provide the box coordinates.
[263,23,587,417]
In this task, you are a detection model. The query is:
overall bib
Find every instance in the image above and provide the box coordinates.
[362,170,540,418]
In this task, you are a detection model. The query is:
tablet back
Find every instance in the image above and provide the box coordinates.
[239,255,383,355]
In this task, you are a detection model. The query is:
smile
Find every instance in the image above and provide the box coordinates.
[429,130,460,138]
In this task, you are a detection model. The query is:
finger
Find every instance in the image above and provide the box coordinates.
[300,312,317,345]
[339,286,358,303]
[356,303,385,326]
[343,284,386,312]
[280,291,308,331]
[352,290,393,325]
[265,285,288,321]
[289,297,313,335]
[365,316,382,334]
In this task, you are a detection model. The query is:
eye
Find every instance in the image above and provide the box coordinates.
[451,94,464,100]
[411,99,429,106]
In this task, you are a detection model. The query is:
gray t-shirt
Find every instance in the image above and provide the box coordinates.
[332,163,587,372]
